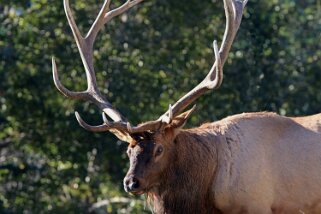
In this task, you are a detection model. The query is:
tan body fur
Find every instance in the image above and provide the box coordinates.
[179,112,321,213]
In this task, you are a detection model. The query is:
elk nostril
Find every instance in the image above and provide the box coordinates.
[131,177,140,190]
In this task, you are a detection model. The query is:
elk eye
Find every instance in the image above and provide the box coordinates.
[155,146,163,156]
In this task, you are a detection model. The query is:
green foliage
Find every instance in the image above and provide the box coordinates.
[0,0,320,213]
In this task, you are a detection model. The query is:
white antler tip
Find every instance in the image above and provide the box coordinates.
[75,111,80,119]
[52,57,57,69]
[213,40,219,52]
[213,40,217,46]
[184,105,197,119]
[169,104,173,120]
[243,0,249,7]
[102,112,109,124]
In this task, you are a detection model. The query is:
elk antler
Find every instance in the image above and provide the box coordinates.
[52,0,156,133]
[52,0,247,137]
[158,0,247,123]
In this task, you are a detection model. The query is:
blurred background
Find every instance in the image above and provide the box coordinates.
[0,0,321,213]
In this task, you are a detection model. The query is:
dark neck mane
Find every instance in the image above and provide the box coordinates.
[147,129,221,214]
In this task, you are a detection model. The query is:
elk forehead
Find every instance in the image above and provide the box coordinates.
[129,132,155,147]
[128,141,155,158]
[129,129,175,148]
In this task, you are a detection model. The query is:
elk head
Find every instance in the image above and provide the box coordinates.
[52,0,247,194]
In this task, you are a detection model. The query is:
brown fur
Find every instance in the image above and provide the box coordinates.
[146,129,220,214]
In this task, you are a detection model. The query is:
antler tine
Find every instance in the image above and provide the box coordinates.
[87,0,144,45]
[158,0,246,123]
[77,112,162,133]
[51,0,90,100]
[64,0,95,80]
[64,0,84,48]
[75,111,132,132]
[105,0,144,22]
[52,57,88,100]
[218,0,244,66]
[86,0,111,43]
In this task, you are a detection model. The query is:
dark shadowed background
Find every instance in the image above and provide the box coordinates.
[0,0,321,213]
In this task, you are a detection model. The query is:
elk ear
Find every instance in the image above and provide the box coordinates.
[167,105,196,130]
[110,129,133,143]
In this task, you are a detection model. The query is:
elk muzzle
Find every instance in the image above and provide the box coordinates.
[123,175,145,194]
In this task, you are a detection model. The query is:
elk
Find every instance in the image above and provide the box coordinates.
[52,0,321,213]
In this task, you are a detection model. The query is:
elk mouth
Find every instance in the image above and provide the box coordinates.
[127,186,149,195]
[130,190,145,195]
[130,183,160,196]
[126,183,154,195]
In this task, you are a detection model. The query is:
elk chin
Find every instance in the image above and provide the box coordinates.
[125,184,149,196]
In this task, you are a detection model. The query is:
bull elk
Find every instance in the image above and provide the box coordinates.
[52,0,321,213]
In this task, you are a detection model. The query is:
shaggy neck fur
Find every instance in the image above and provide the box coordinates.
[147,128,221,214]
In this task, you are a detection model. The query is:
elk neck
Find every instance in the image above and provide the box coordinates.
[147,127,222,214]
